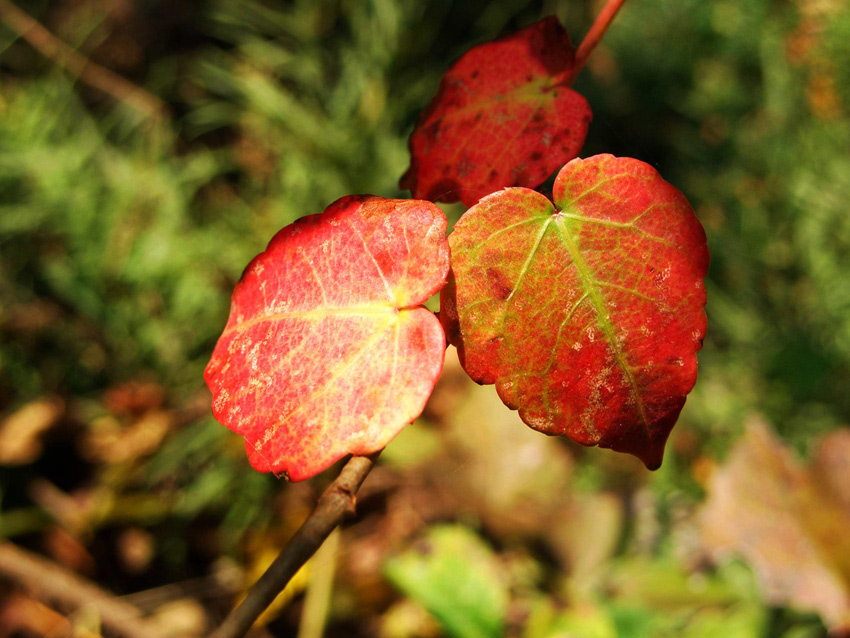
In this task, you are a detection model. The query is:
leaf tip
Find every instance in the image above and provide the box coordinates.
[599,431,668,471]
[639,448,665,471]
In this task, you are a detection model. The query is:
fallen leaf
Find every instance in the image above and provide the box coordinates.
[205,196,449,481]
[380,599,442,638]
[81,411,172,464]
[0,398,63,466]
[548,492,623,595]
[102,380,164,416]
[811,428,850,513]
[439,346,574,534]
[147,598,207,638]
[400,16,591,207]
[700,419,850,632]
[0,593,73,638]
[42,526,94,574]
[442,155,708,468]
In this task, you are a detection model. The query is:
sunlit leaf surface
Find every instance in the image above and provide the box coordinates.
[442,155,708,468]
[206,196,449,481]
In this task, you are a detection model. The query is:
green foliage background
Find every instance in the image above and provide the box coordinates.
[1,0,848,636]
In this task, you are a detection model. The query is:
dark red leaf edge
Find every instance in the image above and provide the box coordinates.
[400,16,592,207]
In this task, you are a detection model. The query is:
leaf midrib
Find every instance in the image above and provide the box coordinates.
[552,214,650,433]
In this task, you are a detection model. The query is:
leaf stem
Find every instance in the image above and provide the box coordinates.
[209,454,378,638]
[0,0,168,121]
[572,0,629,80]
[0,542,159,638]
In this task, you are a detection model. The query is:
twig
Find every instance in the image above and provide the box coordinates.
[0,0,168,120]
[0,542,160,638]
[210,454,378,638]
[571,0,629,80]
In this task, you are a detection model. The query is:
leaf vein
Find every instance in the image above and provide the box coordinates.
[349,217,395,303]
[506,217,553,304]
[553,216,651,433]
[257,315,398,447]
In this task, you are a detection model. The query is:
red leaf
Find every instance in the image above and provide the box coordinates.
[205,196,449,481]
[400,16,592,208]
[441,155,708,468]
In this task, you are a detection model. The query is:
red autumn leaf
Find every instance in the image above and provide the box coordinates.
[441,154,708,468]
[205,195,449,481]
[400,16,592,208]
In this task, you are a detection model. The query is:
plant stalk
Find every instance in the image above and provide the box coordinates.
[0,0,168,120]
[209,454,377,638]
[572,0,629,80]
[0,542,159,638]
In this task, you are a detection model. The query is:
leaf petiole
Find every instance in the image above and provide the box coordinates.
[571,0,629,82]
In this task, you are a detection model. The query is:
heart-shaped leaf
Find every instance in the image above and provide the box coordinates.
[205,196,449,481]
[441,155,708,468]
[400,16,592,207]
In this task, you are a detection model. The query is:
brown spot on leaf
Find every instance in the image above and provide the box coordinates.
[401,16,591,207]
[424,121,441,140]
[456,156,474,179]
[526,17,574,76]
[510,163,528,184]
[486,267,512,300]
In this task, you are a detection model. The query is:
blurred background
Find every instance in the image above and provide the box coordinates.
[1,0,849,636]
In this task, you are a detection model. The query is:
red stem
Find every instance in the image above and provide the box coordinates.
[572,0,629,79]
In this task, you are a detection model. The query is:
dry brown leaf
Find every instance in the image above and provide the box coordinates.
[0,592,75,638]
[102,380,164,416]
[0,397,63,465]
[146,598,207,638]
[700,418,850,631]
[547,492,623,595]
[440,347,574,534]
[42,525,95,574]
[812,429,850,513]
[81,411,172,464]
